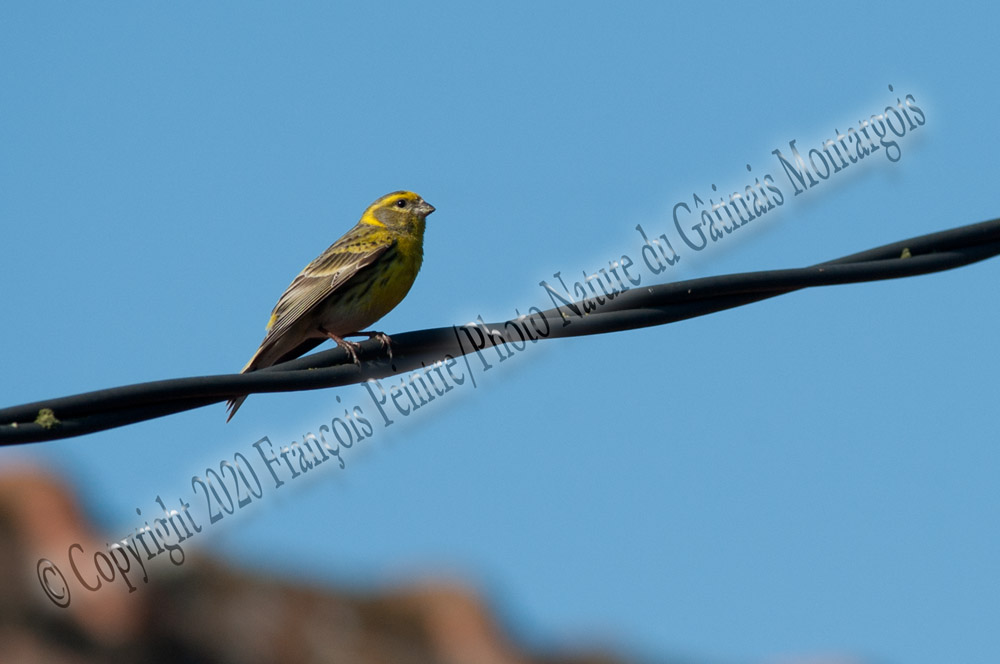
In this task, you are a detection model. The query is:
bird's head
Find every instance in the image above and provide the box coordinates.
[366,190,435,232]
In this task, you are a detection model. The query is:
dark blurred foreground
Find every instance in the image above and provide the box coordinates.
[0,467,633,664]
[0,468,863,664]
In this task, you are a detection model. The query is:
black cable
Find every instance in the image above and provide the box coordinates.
[3,217,999,445]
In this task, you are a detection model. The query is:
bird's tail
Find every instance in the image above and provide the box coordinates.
[226,335,324,422]
[225,396,248,422]
[225,395,249,422]
[225,341,273,422]
[225,359,258,422]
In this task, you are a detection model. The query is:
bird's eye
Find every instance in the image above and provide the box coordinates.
[395,199,407,208]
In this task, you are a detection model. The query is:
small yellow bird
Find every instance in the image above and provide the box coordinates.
[226,190,434,420]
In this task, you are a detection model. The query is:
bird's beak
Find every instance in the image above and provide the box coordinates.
[419,201,435,215]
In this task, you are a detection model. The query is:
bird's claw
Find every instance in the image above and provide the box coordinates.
[320,327,362,365]
[358,330,393,361]
[341,340,362,365]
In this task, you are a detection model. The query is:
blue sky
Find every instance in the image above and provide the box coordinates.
[2,3,998,663]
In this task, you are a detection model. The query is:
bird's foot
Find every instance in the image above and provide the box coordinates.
[320,328,362,365]
[360,330,393,361]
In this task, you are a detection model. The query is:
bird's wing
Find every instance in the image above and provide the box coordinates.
[229,226,394,420]
[259,226,393,350]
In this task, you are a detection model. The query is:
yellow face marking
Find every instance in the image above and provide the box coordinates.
[380,191,421,209]
[361,191,421,227]
[360,215,387,228]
